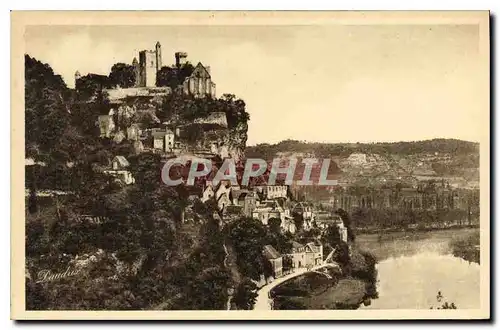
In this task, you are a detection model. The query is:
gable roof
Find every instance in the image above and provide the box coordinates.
[113,156,130,168]
[263,245,281,260]
[217,192,230,202]
[291,241,304,249]
[305,242,321,253]
[191,62,211,79]
[230,189,249,200]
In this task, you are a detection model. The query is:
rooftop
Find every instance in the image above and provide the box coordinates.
[263,245,281,260]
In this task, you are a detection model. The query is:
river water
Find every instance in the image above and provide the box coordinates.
[357,228,480,309]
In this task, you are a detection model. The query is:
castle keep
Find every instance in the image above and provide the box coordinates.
[133,42,162,88]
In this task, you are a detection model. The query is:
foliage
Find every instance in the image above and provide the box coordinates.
[25,55,72,162]
[332,241,350,270]
[24,55,248,311]
[268,217,281,234]
[246,138,480,159]
[282,255,294,274]
[227,217,267,280]
[335,208,355,242]
[265,230,293,255]
[450,232,480,264]
[156,63,195,89]
[109,63,136,88]
[75,73,112,100]
[157,92,249,129]
[232,277,258,310]
[292,213,304,232]
[351,207,474,232]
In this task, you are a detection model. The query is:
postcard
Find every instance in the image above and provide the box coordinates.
[11,11,490,320]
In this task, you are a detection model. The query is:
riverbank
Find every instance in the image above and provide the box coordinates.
[269,248,378,310]
[355,227,478,262]
[450,231,480,264]
[355,224,479,236]
[356,227,480,309]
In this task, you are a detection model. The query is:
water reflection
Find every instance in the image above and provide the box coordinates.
[361,253,480,309]
[357,229,480,310]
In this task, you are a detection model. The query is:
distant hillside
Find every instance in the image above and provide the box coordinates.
[245,139,480,188]
[246,139,479,159]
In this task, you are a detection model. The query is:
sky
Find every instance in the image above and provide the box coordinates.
[24,24,483,145]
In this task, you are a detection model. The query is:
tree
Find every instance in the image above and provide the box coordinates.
[227,217,267,280]
[25,55,72,163]
[335,208,355,242]
[75,73,112,100]
[128,152,164,191]
[156,63,195,89]
[332,241,350,271]
[109,63,136,88]
[180,266,231,310]
[293,213,304,232]
[157,66,179,89]
[233,278,258,310]
[268,217,281,234]
[323,225,342,247]
[282,255,293,274]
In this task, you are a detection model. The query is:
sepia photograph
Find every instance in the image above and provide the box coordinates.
[10,11,490,320]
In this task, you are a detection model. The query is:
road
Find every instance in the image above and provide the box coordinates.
[253,263,339,310]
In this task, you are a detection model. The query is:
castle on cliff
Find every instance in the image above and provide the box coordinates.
[75,41,216,98]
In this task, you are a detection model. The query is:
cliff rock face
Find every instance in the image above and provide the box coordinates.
[227,123,248,160]
[102,90,249,161]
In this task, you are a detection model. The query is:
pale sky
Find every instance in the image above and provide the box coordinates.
[24,24,482,145]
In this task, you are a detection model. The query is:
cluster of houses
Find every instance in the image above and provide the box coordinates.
[261,240,327,281]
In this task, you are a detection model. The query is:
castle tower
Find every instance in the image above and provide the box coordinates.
[175,52,188,67]
[132,57,140,87]
[155,41,162,71]
[138,42,162,87]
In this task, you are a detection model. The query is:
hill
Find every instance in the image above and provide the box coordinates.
[246,139,480,189]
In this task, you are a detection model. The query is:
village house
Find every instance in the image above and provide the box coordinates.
[304,241,323,267]
[262,245,283,279]
[314,212,348,242]
[215,180,232,202]
[288,241,307,269]
[281,217,297,234]
[254,185,288,200]
[97,115,115,138]
[126,124,141,141]
[201,182,215,202]
[217,192,231,213]
[149,128,175,153]
[252,206,281,226]
[291,202,315,230]
[103,156,135,185]
[230,189,257,217]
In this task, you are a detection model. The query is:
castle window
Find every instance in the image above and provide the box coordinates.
[151,61,154,67]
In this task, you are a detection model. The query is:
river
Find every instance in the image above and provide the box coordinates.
[356,228,480,309]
